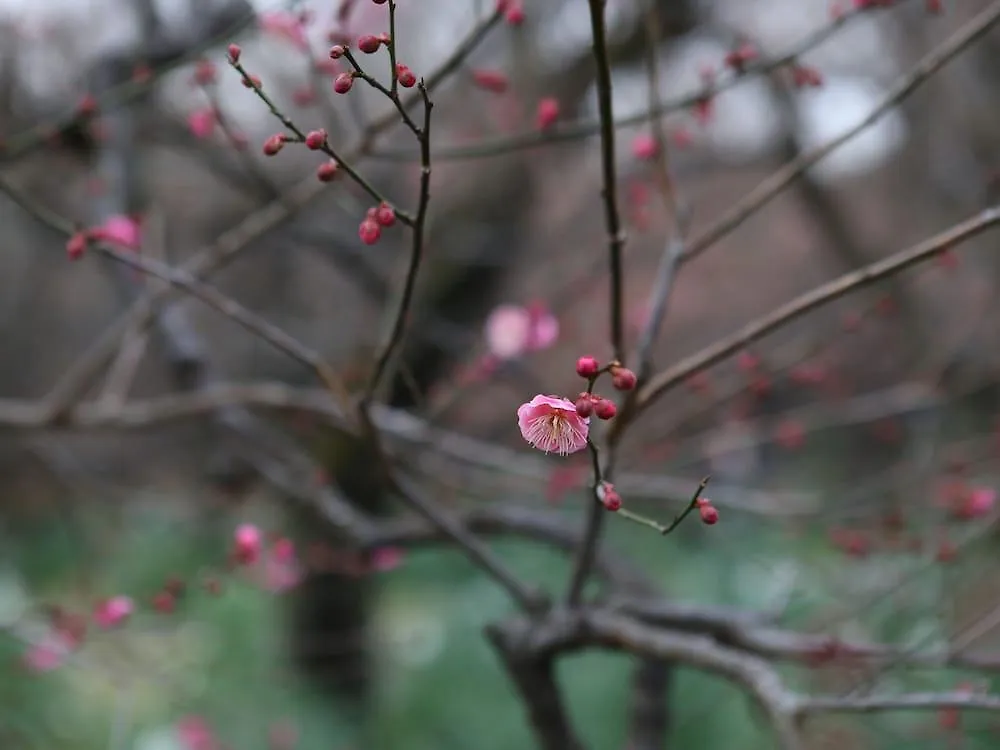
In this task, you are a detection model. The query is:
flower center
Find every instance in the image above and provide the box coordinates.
[526,412,582,455]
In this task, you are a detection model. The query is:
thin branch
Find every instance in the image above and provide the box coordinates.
[363,81,433,402]
[99,244,353,413]
[368,0,899,163]
[389,474,547,612]
[634,206,1000,417]
[586,0,626,364]
[676,0,1000,268]
[35,5,504,416]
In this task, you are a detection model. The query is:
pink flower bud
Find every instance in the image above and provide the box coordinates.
[241,74,262,89]
[600,482,622,511]
[316,160,338,182]
[374,202,396,227]
[358,34,381,53]
[536,97,560,131]
[334,73,354,94]
[396,64,417,88]
[227,43,241,63]
[575,395,593,418]
[611,366,637,391]
[575,356,600,378]
[263,133,286,156]
[593,398,617,420]
[329,44,346,59]
[699,502,719,525]
[305,128,326,150]
[359,218,381,245]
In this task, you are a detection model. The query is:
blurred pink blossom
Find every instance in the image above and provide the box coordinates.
[93,595,133,629]
[93,215,141,249]
[176,715,218,750]
[370,546,404,572]
[485,302,559,360]
[23,631,75,672]
[259,11,309,50]
[187,108,216,139]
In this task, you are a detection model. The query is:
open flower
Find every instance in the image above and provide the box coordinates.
[517,395,589,455]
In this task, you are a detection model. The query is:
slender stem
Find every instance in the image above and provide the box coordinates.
[363,81,434,403]
[586,0,626,363]
[229,60,410,222]
[659,476,710,536]
[636,205,1000,415]
[387,0,400,99]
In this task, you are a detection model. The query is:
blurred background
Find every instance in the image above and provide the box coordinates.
[2,0,1000,747]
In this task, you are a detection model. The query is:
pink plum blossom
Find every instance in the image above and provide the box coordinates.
[234,523,262,564]
[517,394,589,455]
[93,595,133,629]
[92,215,141,249]
[23,631,76,672]
[956,486,996,519]
[370,546,404,572]
[176,715,218,750]
[187,108,216,139]
[485,302,559,360]
[631,133,659,161]
[258,11,309,50]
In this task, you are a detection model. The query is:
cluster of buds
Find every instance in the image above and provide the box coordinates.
[723,42,758,74]
[572,356,637,419]
[359,202,397,245]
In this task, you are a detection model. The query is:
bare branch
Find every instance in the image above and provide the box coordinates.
[634,206,1000,417]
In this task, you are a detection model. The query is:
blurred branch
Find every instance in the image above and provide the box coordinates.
[633,206,1000,420]
[370,0,890,162]
[0,381,820,514]
[500,609,804,750]
[487,623,587,750]
[0,3,256,162]
[363,81,433,401]
[33,2,505,418]
[676,0,1000,269]
[387,474,547,611]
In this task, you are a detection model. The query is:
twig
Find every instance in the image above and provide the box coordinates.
[676,0,1000,268]
[0,8,256,162]
[363,81,433,402]
[228,59,410,223]
[566,439,673,605]
[586,0,626,364]
[634,206,1000,416]
[368,0,899,163]
[658,476,710,535]
[388,475,547,612]
[37,6,505,417]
